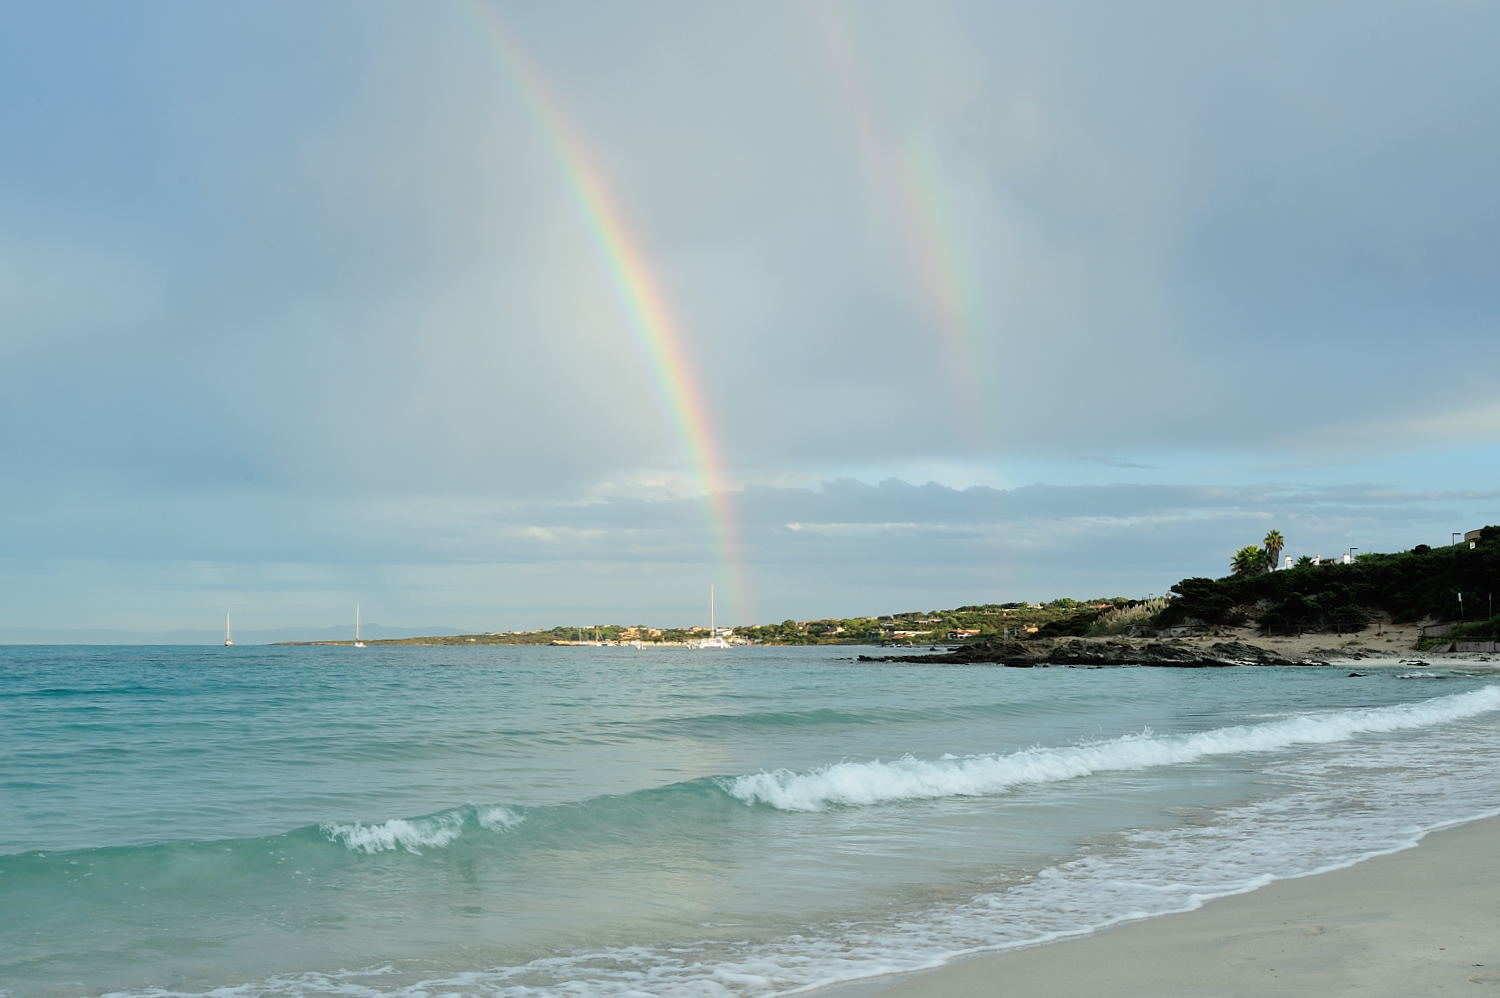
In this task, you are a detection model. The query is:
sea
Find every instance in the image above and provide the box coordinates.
[2,643,1498,998]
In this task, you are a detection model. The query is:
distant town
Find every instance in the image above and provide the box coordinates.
[275,598,1138,647]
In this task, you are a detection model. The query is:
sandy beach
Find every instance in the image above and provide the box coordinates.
[1090,618,1496,668]
[1195,618,1469,665]
[818,814,1500,998]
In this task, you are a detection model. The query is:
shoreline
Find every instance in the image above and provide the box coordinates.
[813,812,1500,998]
[862,620,1500,669]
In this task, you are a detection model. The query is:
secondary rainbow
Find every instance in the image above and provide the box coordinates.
[463,2,749,624]
[813,2,996,449]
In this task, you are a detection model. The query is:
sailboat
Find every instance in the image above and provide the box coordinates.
[696,585,729,649]
[354,605,366,648]
[223,611,233,647]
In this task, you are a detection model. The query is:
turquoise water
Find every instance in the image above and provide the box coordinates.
[2,644,1498,996]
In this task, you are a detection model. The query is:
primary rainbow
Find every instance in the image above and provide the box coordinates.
[463,2,750,624]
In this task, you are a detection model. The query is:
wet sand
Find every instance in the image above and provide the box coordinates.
[816,814,1500,998]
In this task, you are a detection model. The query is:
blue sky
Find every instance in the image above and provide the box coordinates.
[3,1,1498,638]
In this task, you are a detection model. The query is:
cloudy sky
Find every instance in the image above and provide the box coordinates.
[4,0,1498,638]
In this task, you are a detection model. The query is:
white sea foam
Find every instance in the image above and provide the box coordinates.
[724,685,1500,811]
[321,804,524,854]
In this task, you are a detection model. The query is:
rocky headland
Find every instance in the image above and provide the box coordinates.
[855,618,1489,669]
[859,636,1322,668]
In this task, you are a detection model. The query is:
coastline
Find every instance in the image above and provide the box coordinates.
[813,813,1500,998]
[863,619,1500,670]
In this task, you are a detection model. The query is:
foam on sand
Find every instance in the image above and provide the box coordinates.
[827,814,1500,998]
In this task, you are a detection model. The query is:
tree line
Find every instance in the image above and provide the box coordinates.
[1159,526,1500,638]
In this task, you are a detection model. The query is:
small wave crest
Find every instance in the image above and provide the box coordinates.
[725,684,1500,811]
[321,804,525,854]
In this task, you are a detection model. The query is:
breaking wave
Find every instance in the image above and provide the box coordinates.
[321,803,526,854]
[724,685,1500,811]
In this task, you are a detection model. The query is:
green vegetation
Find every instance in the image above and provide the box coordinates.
[1156,526,1500,636]
[712,599,1148,646]
[1086,597,1170,636]
[1230,545,1272,577]
[1448,614,1500,642]
[306,598,1147,647]
[1263,529,1285,570]
[711,600,1145,646]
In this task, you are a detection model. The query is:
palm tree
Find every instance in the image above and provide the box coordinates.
[1263,529,1285,573]
[1231,545,1270,577]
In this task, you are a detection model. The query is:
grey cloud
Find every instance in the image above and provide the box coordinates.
[423,478,1500,556]
[5,2,1500,631]
[3,473,1494,629]
[11,0,1500,496]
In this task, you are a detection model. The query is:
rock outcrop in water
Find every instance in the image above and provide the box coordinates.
[859,637,1324,668]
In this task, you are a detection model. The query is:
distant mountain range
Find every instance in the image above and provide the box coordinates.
[0,623,467,645]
